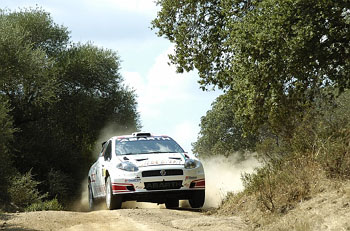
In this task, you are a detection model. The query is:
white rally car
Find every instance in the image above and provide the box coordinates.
[88,132,205,210]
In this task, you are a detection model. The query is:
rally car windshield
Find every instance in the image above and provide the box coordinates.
[115,137,184,155]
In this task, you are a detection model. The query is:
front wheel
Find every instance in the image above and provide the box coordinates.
[189,190,205,208]
[105,176,122,210]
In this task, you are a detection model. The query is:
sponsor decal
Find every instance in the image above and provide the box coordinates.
[90,173,96,182]
[185,176,197,180]
[118,137,171,142]
[138,159,182,167]
[144,181,182,190]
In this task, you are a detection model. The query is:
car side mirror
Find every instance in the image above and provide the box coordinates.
[184,152,190,159]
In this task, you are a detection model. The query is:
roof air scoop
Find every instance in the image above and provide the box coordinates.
[132,132,151,137]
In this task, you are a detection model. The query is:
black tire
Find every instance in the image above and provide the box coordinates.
[165,199,179,209]
[88,183,94,211]
[189,190,205,208]
[105,176,122,210]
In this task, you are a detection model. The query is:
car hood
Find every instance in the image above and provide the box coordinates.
[118,152,186,167]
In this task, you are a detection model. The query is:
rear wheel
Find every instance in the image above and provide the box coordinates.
[165,199,179,209]
[88,183,94,211]
[189,190,205,208]
[105,176,122,210]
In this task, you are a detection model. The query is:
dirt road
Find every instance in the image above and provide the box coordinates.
[1,207,247,231]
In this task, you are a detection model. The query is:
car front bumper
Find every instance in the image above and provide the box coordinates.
[110,165,205,202]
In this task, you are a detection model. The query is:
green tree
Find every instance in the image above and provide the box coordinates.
[152,0,350,134]
[0,97,16,204]
[0,8,140,206]
[0,8,60,206]
[193,91,258,158]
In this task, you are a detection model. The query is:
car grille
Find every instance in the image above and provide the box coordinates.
[144,180,182,190]
[142,169,183,177]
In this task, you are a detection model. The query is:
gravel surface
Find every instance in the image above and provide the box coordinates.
[0,208,247,231]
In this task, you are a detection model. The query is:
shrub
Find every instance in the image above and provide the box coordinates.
[239,90,350,214]
[47,168,71,201]
[314,91,350,179]
[25,198,63,212]
[8,170,47,208]
[242,153,320,213]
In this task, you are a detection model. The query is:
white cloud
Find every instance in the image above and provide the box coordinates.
[124,46,196,119]
[123,45,222,154]
[173,121,199,153]
[86,0,158,17]
[123,71,144,93]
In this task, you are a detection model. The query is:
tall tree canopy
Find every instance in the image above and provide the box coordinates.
[152,0,350,134]
[192,92,258,157]
[0,8,139,207]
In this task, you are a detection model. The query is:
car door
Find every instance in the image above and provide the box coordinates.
[92,141,107,197]
[89,162,98,196]
[96,140,112,197]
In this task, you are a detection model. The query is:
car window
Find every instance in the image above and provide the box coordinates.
[104,141,112,161]
[100,141,107,157]
[115,137,184,155]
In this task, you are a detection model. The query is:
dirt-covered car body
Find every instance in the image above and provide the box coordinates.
[88,132,205,209]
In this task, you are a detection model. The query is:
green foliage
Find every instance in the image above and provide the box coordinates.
[5,8,69,55]
[152,0,236,89]
[0,97,15,151]
[47,169,71,202]
[0,8,140,209]
[154,0,350,219]
[236,90,350,214]
[25,198,63,212]
[153,0,350,134]
[0,96,16,203]
[193,91,258,157]
[312,91,350,179]
[242,153,319,213]
[8,170,47,208]
[0,9,59,109]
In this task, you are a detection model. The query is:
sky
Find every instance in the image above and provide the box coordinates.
[1,0,222,154]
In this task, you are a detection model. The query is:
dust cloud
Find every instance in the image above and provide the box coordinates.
[201,154,261,208]
[92,124,136,158]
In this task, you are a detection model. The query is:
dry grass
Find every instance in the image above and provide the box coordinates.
[218,178,350,231]
[215,93,350,230]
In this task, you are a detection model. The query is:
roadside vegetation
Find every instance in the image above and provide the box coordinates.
[2,2,350,229]
[153,0,350,229]
[0,8,140,212]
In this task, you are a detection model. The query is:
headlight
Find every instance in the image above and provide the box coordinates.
[184,159,200,169]
[117,161,139,172]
